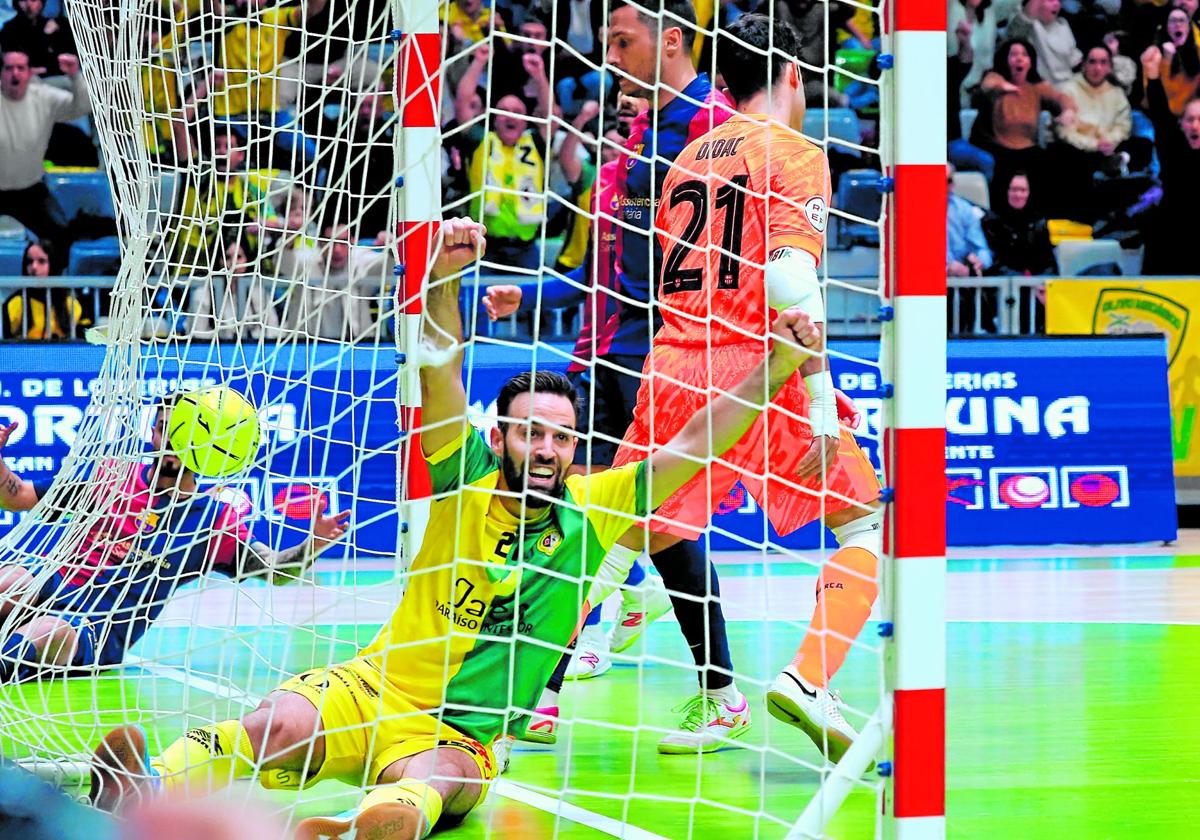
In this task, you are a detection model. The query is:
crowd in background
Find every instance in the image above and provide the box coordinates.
[0,0,1196,343]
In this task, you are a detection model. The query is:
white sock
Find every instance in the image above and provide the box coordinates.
[538,688,559,708]
[703,681,741,706]
[585,544,642,606]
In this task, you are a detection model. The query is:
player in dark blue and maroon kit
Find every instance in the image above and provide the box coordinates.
[0,394,349,682]
[538,0,750,755]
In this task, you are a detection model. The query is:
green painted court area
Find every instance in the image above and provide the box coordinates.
[2,556,1198,839]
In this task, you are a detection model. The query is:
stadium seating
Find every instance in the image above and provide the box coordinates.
[67,237,121,276]
[832,169,883,249]
[46,171,115,222]
[804,108,862,150]
[0,239,26,275]
[1055,239,1124,276]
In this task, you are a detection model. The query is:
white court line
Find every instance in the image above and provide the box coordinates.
[493,780,670,840]
[123,656,660,838]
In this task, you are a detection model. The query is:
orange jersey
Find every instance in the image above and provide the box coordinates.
[653,114,830,347]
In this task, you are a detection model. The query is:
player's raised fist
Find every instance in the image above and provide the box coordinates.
[431,218,487,279]
[771,307,819,362]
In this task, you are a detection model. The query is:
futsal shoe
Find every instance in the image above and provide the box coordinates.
[295,803,425,840]
[608,574,673,653]
[519,705,559,744]
[89,724,159,812]
[766,668,859,764]
[657,691,752,754]
[564,625,612,680]
[492,734,516,773]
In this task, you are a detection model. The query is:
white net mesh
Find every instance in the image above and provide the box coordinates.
[0,0,890,836]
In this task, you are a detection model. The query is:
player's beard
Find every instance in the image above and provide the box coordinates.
[501,446,566,510]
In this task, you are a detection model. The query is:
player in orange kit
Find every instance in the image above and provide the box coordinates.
[610,13,883,762]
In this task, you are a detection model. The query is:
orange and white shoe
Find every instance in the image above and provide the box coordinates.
[608,574,673,653]
[657,691,751,754]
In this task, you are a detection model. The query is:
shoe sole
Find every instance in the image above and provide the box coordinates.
[563,659,612,681]
[295,802,424,840]
[89,724,150,812]
[656,721,751,755]
[517,728,557,745]
[766,689,853,765]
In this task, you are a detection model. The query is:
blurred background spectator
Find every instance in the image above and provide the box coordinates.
[1140,44,1200,273]
[0,0,74,80]
[972,38,1075,209]
[1007,0,1082,86]
[0,49,87,250]
[278,225,391,341]
[947,162,996,331]
[189,234,284,342]
[2,238,86,339]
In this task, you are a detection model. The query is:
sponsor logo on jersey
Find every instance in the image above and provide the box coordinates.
[803,196,828,233]
[1092,288,1189,365]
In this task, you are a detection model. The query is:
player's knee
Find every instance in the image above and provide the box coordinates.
[828,505,883,559]
[20,617,78,665]
[249,693,321,763]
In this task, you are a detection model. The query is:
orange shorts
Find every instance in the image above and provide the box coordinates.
[612,343,881,540]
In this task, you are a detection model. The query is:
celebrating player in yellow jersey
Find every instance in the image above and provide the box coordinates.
[87,219,826,840]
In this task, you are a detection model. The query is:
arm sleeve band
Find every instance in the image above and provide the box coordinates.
[764,247,824,322]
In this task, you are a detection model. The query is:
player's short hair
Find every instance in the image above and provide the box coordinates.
[496,371,581,432]
[612,0,697,49]
[717,14,803,104]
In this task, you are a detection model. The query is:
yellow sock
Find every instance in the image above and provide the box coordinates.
[360,781,445,838]
[150,719,256,795]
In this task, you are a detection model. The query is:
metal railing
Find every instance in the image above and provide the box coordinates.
[0,273,1128,342]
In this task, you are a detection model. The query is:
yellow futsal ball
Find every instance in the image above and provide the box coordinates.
[167,386,261,477]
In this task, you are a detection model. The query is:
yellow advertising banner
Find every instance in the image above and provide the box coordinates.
[1047,279,1199,477]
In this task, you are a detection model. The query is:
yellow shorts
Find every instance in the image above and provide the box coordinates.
[260,658,498,791]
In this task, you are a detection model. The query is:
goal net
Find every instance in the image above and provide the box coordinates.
[0,0,914,835]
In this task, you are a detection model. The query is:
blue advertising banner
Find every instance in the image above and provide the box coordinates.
[0,336,1177,551]
[0,344,401,561]
[457,337,1178,548]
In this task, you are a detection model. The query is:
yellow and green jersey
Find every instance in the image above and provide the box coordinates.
[358,425,647,743]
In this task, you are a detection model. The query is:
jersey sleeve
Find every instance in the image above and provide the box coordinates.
[425,424,500,495]
[577,460,649,550]
[766,143,831,262]
[207,502,252,577]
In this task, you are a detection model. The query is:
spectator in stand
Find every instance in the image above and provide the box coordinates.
[1146,9,1200,116]
[1052,44,1150,219]
[443,0,494,54]
[984,172,1056,275]
[469,94,547,271]
[1005,0,1081,86]
[173,122,278,272]
[311,87,393,239]
[553,0,605,115]
[2,239,87,339]
[1139,45,1200,274]
[207,0,327,165]
[948,0,999,104]
[947,163,996,333]
[984,172,1054,331]
[0,0,73,79]
[278,225,391,341]
[492,10,553,118]
[949,16,996,179]
[189,234,284,342]
[972,38,1075,209]
[0,50,88,250]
